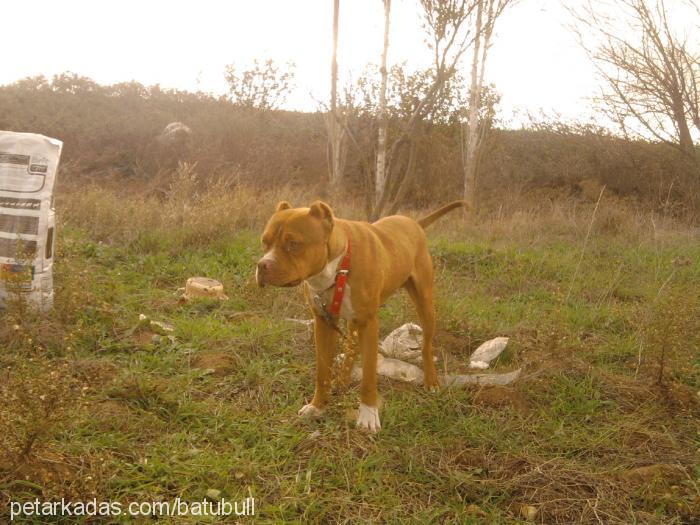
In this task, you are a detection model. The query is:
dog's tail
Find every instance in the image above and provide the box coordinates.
[417,201,469,229]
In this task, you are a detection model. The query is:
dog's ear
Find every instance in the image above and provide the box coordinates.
[276,201,292,212]
[309,201,334,232]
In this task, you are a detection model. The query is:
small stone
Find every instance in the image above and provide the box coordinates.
[466,504,486,517]
[520,504,538,521]
[205,489,221,500]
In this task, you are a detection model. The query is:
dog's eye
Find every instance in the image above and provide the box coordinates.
[286,240,301,253]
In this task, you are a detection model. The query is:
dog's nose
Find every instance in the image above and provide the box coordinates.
[256,259,269,287]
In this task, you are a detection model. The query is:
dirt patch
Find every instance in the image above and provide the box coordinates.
[497,456,623,523]
[88,399,138,433]
[471,385,529,414]
[658,381,699,411]
[619,464,687,489]
[451,448,490,471]
[10,452,75,489]
[70,358,118,387]
[597,371,699,414]
[435,329,467,355]
[190,351,237,377]
[88,397,168,435]
[0,448,106,511]
[134,330,154,346]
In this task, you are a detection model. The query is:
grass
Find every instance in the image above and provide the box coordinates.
[0,179,698,524]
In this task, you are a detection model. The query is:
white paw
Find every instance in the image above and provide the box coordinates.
[356,403,381,433]
[298,403,325,418]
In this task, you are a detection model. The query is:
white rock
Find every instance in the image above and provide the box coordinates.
[378,357,424,384]
[380,323,425,364]
[469,337,509,369]
[443,368,521,386]
[158,122,192,146]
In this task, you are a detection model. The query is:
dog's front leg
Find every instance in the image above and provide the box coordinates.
[356,316,381,432]
[298,314,338,418]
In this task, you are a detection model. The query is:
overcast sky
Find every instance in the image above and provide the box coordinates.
[0,0,674,126]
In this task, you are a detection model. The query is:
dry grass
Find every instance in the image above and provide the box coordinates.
[58,163,697,254]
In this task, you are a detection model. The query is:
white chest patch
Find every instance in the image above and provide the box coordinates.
[305,253,354,321]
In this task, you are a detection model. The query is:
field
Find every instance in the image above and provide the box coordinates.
[0,174,699,524]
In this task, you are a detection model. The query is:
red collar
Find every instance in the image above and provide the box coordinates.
[328,232,351,316]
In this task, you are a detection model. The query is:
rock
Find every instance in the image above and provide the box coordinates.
[138,314,174,335]
[182,277,228,301]
[469,337,509,369]
[377,355,424,384]
[152,334,177,346]
[519,504,538,521]
[158,122,192,147]
[444,369,521,386]
[380,323,425,364]
[349,324,519,387]
[205,489,221,500]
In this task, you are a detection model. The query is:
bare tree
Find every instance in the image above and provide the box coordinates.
[462,0,515,212]
[339,62,467,217]
[327,0,347,186]
[574,0,700,158]
[375,0,392,207]
[224,59,295,110]
[367,0,478,220]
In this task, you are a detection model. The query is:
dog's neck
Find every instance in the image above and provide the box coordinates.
[305,251,344,292]
[305,224,347,292]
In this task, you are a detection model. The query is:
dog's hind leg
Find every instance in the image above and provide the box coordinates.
[405,253,440,390]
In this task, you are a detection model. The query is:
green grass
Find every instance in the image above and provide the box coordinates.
[0,218,698,524]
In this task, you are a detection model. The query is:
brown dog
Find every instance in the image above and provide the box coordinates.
[256,200,466,432]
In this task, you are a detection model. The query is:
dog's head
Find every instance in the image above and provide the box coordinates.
[256,200,334,287]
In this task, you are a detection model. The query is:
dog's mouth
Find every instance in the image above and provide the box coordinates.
[256,271,302,288]
[257,278,302,288]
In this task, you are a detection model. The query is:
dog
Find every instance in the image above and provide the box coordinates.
[256,200,466,432]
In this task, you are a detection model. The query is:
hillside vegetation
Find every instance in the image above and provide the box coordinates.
[1,74,698,220]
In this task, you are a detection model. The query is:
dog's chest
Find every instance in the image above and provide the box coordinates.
[312,282,354,321]
[305,254,354,321]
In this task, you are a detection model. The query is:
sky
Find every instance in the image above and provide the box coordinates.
[0,0,677,126]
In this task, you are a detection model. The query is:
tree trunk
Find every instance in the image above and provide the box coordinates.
[462,0,484,212]
[375,0,391,212]
[672,98,695,155]
[327,0,342,186]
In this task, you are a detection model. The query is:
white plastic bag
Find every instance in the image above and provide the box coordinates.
[0,131,62,311]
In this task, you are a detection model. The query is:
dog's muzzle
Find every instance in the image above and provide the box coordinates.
[256,256,272,287]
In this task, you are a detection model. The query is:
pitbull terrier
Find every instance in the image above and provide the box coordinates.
[256,200,466,432]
